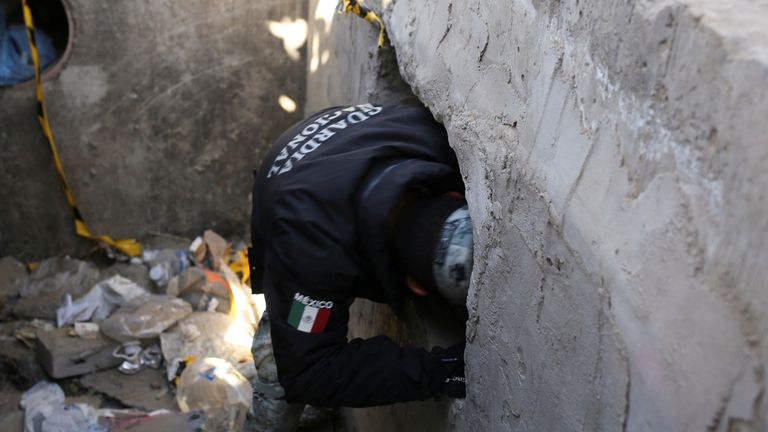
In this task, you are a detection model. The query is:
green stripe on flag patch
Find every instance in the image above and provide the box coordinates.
[287,292,333,333]
[287,300,304,328]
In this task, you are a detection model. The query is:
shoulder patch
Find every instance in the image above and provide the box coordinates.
[287,292,333,333]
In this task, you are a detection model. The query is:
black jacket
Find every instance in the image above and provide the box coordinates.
[251,104,463,407]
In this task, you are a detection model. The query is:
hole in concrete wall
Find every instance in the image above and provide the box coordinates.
[1,0,71,87]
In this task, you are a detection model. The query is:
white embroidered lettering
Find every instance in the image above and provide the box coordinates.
[266,105,383,178]
[300,139,321,154]
[314,128,336,142]
[347,111,368,124]
[302,123,319,136]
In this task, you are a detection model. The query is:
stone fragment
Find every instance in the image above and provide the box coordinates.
[0,257,28,319]
[79,368,178,412]
[0,322,47,389]
[13,257,101,320]
[34,327,120,379]
[0,256,27,298]
[0,411,22,432]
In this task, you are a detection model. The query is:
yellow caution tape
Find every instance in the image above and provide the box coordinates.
[228,249,250,285]
[21,0,141,257]
[341,0,386,48]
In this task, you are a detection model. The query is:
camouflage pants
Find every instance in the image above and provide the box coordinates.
[248,313,304,432]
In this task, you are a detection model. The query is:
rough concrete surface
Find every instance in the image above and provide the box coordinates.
[0,0,308,260]
[385,0,768,431]
[309,0,768,431]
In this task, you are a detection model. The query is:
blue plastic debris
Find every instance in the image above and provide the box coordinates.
[0,6,58,86]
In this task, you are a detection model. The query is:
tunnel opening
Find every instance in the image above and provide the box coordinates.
[1,0,71,87]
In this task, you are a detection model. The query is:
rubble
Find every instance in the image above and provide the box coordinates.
[0,412,23,432]
[20,381,103,432]
[167,267,231,314]
[0,257,27,318]
[56,275,149,327]
[0,322,47,388]
[0,229,265,431]
[160,312,256,379]
[34,326,121,379]
[79,369,177,412]
[176,357,252,432]
[100,263,153,294]
[13,257,101,320]
[100,296,192,342]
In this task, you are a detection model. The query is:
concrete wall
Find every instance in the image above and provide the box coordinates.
[0,0,307,260]
[309,0,768,431]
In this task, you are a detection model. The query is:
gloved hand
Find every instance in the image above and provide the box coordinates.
[427,342,466,398]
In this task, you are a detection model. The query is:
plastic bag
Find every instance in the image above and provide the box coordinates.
[143,249,191,287]
[0,7,58,86]
[56,275,150,327]
[19,256,100,299]
[160,312,256,379]
[100,295,192,342]
[176,357,252,432]
[20,381,104,432]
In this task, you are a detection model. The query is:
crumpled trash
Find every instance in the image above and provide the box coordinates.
[143,249,191,288]
[100,295,192,342]
[20,381,105,432]
[113,342,165,375]
[73,322,100,339]
[167,267,231,314]
[15,319,54,347]
[18,256,100,299]
[113,341,143,375]
[56,275,150,327]
[160,312,256,379]
[160,312,256,378]
[203,230,231,271]
[0,6,58,87]
[188,230,231,271]
[176,357,252,432]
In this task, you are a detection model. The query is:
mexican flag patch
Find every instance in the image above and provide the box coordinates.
[287,292,333,333]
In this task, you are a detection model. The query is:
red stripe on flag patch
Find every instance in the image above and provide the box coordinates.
[311,308,331,333]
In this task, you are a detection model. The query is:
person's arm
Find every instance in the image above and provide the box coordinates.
[262,218,463,407]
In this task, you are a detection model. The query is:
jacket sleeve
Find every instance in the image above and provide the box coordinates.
[262,217,436,407]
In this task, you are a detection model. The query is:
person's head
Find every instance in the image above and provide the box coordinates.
[391,188,473,303]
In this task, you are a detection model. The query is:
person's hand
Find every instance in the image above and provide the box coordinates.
[427,342,466,398]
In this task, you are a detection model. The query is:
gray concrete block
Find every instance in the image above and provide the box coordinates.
[34,327,121,379]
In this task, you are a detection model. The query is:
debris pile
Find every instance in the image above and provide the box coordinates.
[0,230,263,432]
